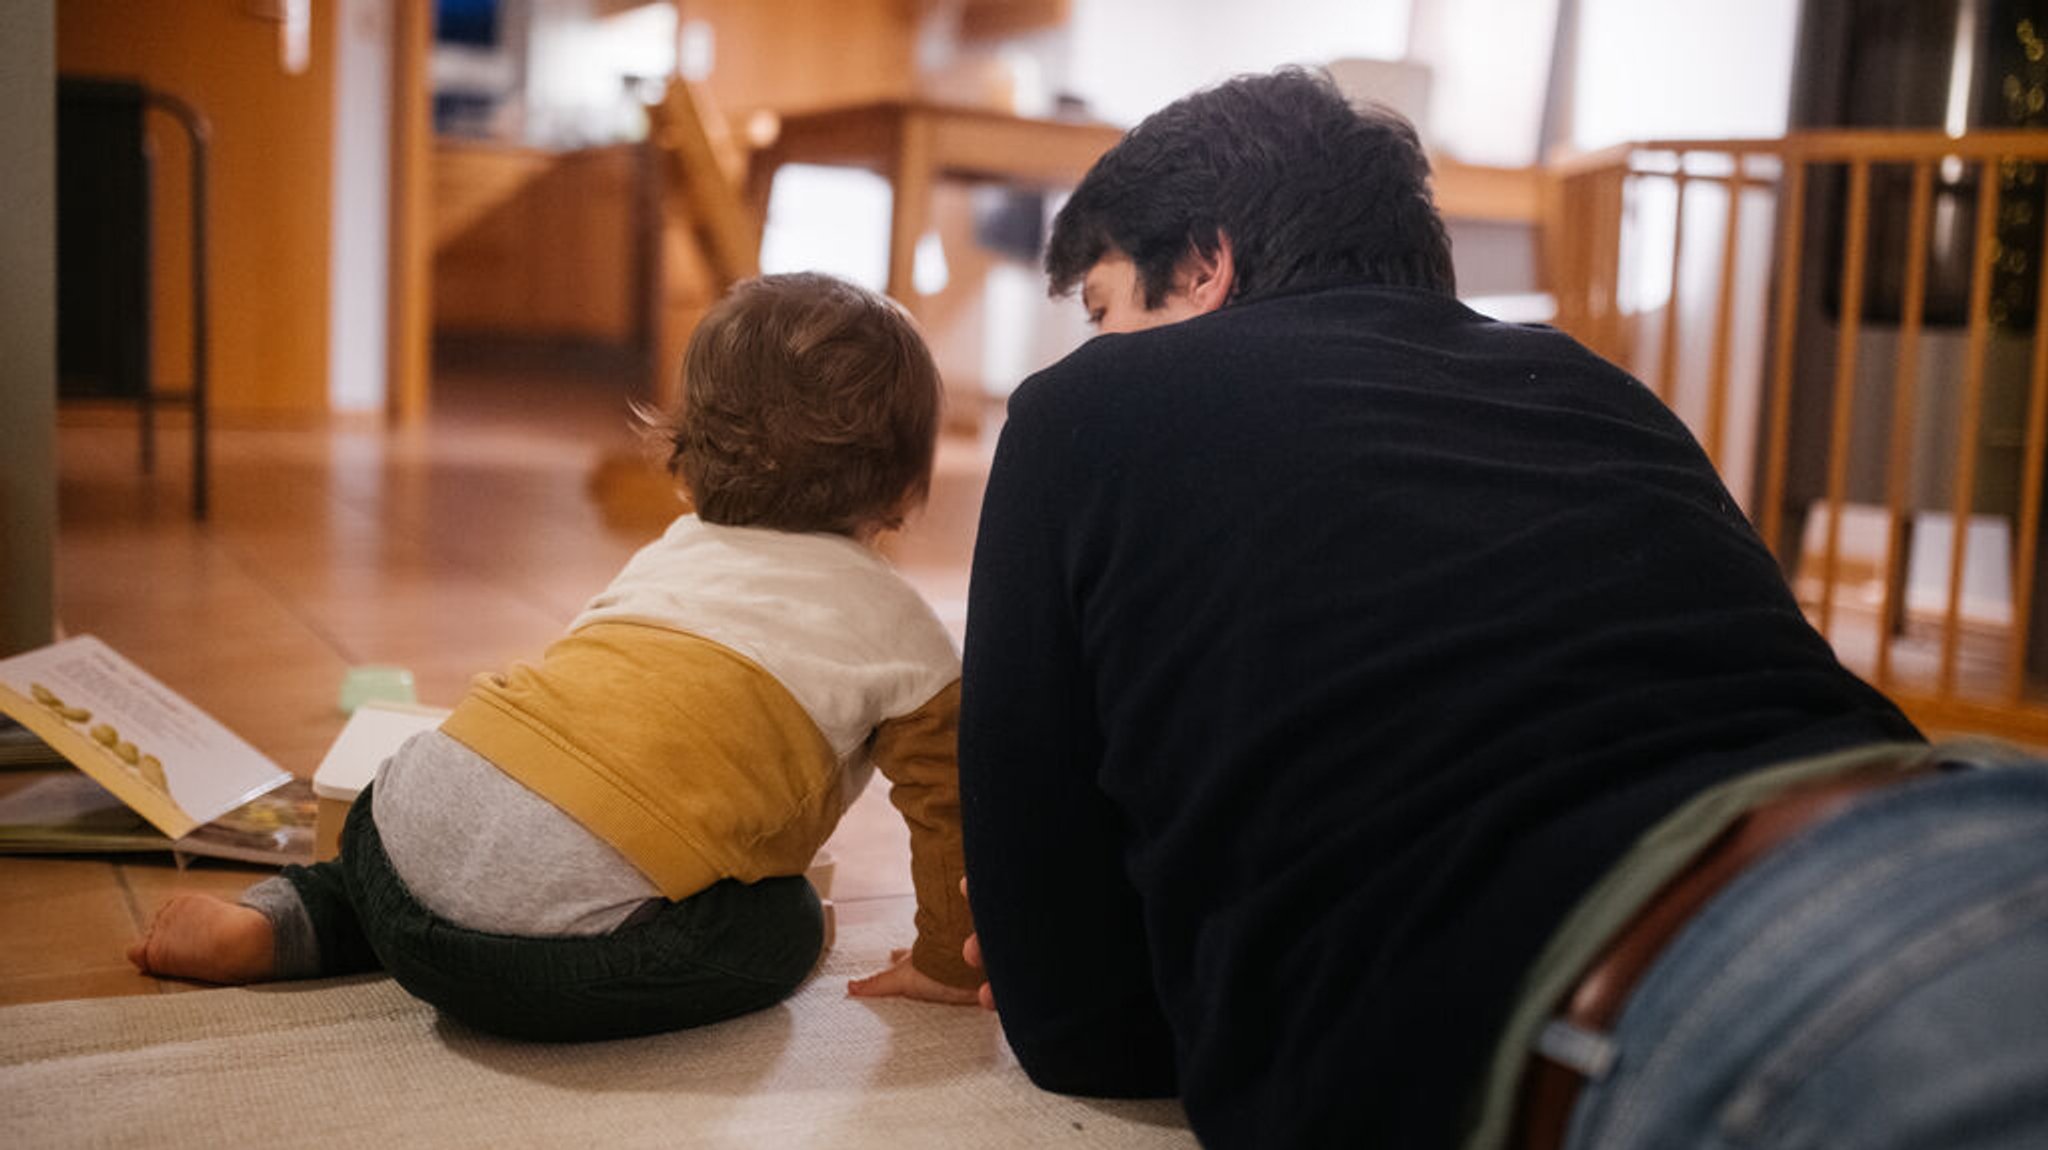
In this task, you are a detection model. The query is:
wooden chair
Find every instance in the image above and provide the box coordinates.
[642,78,761,407]
[56,76,211,519]
[590,79,764,526]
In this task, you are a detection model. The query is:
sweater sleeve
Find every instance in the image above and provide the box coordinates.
[870,679,979,988]
[958,380,1180,1097]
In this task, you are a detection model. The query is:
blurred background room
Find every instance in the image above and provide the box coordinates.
[4,0,2046,1003]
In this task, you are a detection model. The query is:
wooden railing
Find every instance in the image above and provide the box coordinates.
[1545,130,2048,742]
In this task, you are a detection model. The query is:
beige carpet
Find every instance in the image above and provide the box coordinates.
[0,917,1192,1149]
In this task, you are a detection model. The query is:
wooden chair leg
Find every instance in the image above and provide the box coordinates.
[139,392,155,475]
[191,392,207,519]
[1887,515,1914,637]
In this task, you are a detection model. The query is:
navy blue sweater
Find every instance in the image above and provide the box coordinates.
[957,285,1919,1149]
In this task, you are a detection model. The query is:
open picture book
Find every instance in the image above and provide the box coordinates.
[0,635,444,868]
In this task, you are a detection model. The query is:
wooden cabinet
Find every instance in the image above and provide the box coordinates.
[431,140,646,346]
[679,0,920,115]
[59,0,337,416]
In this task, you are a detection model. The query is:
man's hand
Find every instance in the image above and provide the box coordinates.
[847,948,980,1005]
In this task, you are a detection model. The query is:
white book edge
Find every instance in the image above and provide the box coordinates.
[311,701,451,802]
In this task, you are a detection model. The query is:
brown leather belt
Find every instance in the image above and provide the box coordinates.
[1511,762,1938,1150]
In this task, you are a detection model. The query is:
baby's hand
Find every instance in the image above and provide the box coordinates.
[847,948,980,1005]
[961,875,994,1011]
[963,929,995,1011]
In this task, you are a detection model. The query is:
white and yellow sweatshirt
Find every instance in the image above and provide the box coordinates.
[439,515,976,986]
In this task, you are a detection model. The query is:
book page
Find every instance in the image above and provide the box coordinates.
[0,771,144,830]
[0,718,68,768]
[0,771,316,866]
[0,636,289,837]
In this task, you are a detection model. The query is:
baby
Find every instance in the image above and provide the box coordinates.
[129,273,980,1039]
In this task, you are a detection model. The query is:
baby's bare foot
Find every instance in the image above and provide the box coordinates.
[127,894,277,984]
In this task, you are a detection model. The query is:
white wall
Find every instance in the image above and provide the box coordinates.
[329,0,393,412]
[1407,0,1561,166]
[1572,0,1801,148]
[524,0,675,145]
[1055,0,1412,127]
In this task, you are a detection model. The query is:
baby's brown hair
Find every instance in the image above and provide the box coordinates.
[651,273,943,536]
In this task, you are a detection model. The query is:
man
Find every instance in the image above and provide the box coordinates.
[959,69,2048,1149]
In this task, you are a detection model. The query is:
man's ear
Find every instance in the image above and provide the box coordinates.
[1179,234,1236,315]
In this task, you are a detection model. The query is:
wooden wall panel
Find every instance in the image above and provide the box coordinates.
[58,0,335,417]
[678,0,920,114]
[958,0,1071,42]
[432,142,644,345]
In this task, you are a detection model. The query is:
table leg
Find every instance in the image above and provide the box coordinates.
[886,110,934,317]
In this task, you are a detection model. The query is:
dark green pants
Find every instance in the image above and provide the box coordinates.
[279,783,824,1041]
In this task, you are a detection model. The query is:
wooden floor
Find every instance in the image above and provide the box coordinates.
[15,343,2044,1011]
[0,344,993,1007]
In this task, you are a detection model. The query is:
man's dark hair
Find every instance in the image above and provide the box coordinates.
[1046,67,1455,306]
[647,272,942,536]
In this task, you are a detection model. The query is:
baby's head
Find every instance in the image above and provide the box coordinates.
[655,273,943,539]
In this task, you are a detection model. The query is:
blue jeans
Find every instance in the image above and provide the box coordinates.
[1563,762,2048,1150]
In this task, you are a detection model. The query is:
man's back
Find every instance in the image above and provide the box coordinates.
[959,283,1919,1148]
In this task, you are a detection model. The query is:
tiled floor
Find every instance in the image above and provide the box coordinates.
[1,343,993,1007]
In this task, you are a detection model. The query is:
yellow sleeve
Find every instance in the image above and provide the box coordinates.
[870,678,978,988]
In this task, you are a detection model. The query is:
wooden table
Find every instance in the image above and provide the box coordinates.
[747,101,1127,314]
[748,101,1545,311]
